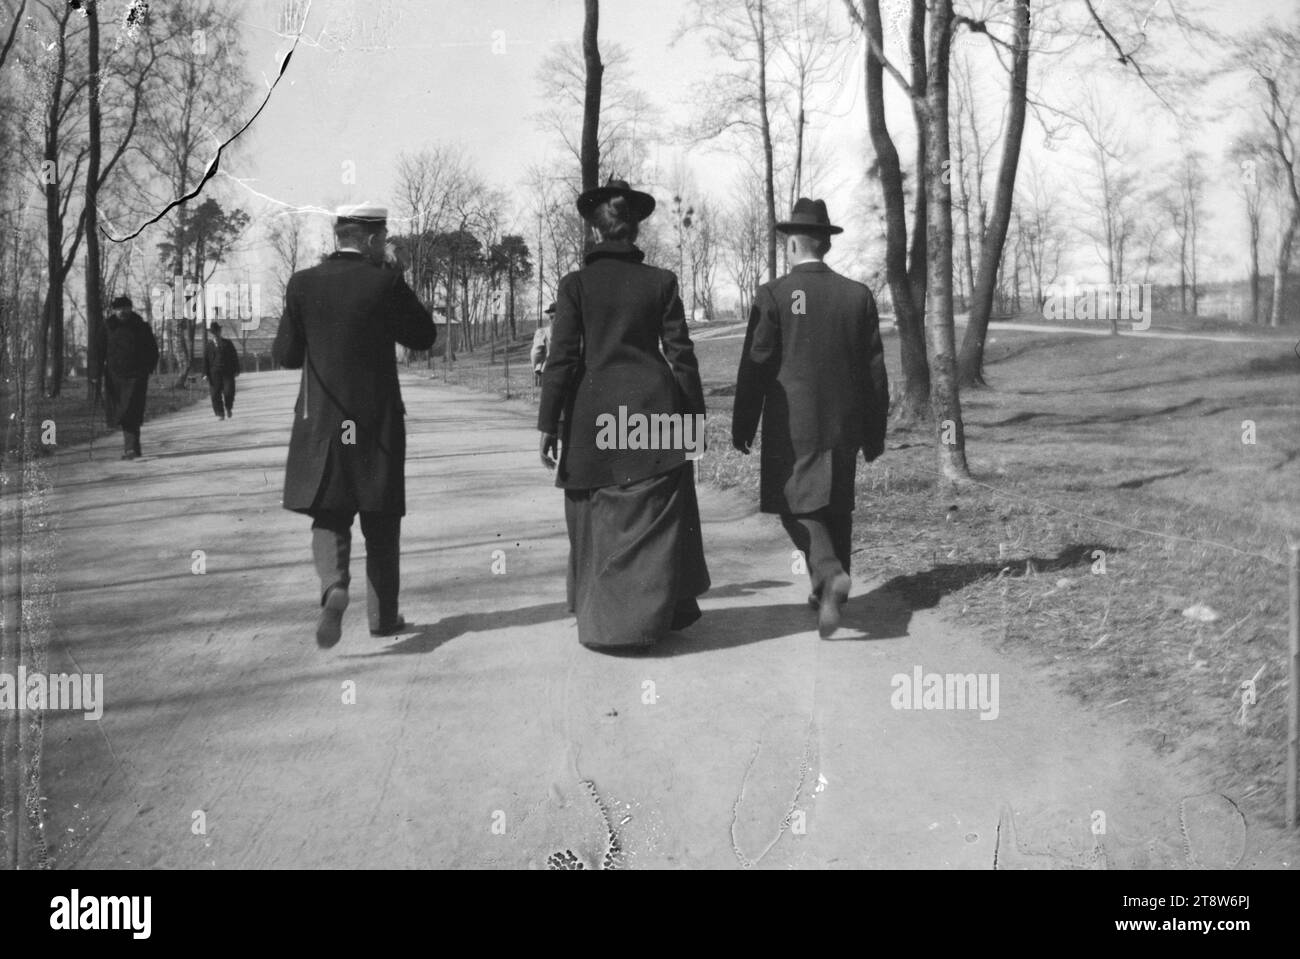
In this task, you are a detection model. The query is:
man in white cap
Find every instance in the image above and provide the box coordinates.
[274,203,436,648]
[531,301,555,386]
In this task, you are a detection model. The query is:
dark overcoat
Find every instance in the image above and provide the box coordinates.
[538,240,705,490]
[204,335,241,379]
[732,261,889,515]
[95,311,159,430]
[273,252,436,515]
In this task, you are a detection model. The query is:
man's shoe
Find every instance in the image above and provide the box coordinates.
[316,585,349,648]
[216,412,225,420]
[121,450,138,461]
[370,615,407,637]
[818,573,851,639]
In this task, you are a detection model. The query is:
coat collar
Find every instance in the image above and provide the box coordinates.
[791,260,830,273]
[584,240,646,265]
[330,250,367,261]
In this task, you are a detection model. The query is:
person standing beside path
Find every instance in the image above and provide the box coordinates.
[531,302,554,387]
[539,179,710,650]
[273,204,436,648]
[203,321,241,420]
[92,295,160,461]
[732,198,890,638]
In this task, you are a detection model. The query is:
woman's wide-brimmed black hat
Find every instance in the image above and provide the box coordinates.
[576,178,656,221]
[775,197,843,235]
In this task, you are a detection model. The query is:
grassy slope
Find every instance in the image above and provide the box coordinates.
[1,376,206,463]
[696,324,1300,824]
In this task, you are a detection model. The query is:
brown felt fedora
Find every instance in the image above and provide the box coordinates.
[576,178,656,221]
[776,197,843,235]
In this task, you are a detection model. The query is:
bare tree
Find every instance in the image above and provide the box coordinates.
[1239,21,1300,328]
[581,0,602,223]
[134,0,252,382]
[0,0,25,73]
[393,145,473,306]
[843,0,930,424]
[720,170,767,319]
[774,0,849,214]
[1176,145,1205,315]
[1074,93,1139,334]
[954,0,1030,387]
[680,0,784,281]
[535,41,659,187]
[1227,134,1269,324]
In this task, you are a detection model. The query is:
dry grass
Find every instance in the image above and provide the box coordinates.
[0,375,206,465]
[699,324,1300,823]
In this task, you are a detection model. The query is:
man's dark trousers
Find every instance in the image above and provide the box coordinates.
[209,375,235,417]
[310,509,401,631]
[781,510,852,599]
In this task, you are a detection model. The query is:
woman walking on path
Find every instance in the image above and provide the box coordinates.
[538,179,710,650]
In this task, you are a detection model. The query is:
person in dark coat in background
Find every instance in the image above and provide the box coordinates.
[732,198,889,638]
[539,179,710,650]
[273,204,436,648]
[203,321,241,419]
[93,295,160,460]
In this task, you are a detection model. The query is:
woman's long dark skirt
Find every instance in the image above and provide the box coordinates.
[565,461,710,648]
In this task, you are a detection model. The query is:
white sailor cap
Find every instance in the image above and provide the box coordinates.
[334,203,388,226]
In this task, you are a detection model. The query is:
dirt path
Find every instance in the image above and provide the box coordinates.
[32,371,1296,869]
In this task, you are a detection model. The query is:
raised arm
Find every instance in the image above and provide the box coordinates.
[385,273,436,351]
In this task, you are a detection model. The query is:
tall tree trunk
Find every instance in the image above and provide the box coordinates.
[757,0,777,281]
[924,0,969,483]
[41,13,69,398]
[858,0,929,423]
[1269,211,1297,328]
[85,0,103,402]
[956,0,1029,388]
[581,0,602,255]
[1248,213,1260,323]
[1178,226,1186,314]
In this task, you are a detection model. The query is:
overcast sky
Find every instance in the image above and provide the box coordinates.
[205,0,1289,302]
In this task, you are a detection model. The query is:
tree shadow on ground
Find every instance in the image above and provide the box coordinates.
[841,542,1121,641]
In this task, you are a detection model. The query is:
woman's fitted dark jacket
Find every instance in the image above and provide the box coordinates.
[538,241,705,490]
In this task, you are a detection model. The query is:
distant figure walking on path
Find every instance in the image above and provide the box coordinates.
[93,295,160,461]
[539,179,710,650]
[273,204,436,648]
[531,301,554,387]
[732,198,889,637]
[203,321,241,420]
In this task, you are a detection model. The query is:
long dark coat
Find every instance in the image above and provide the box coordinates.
[538,240,705,490]
[273,252,436,515]
[732,261,889,514]
[94,311,159,431]
[203,335,241,379]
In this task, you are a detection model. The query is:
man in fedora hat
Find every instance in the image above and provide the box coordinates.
[203,320,241,420]
[273,203,436,648]
[92,295,160,460]
[732,197,889,637]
